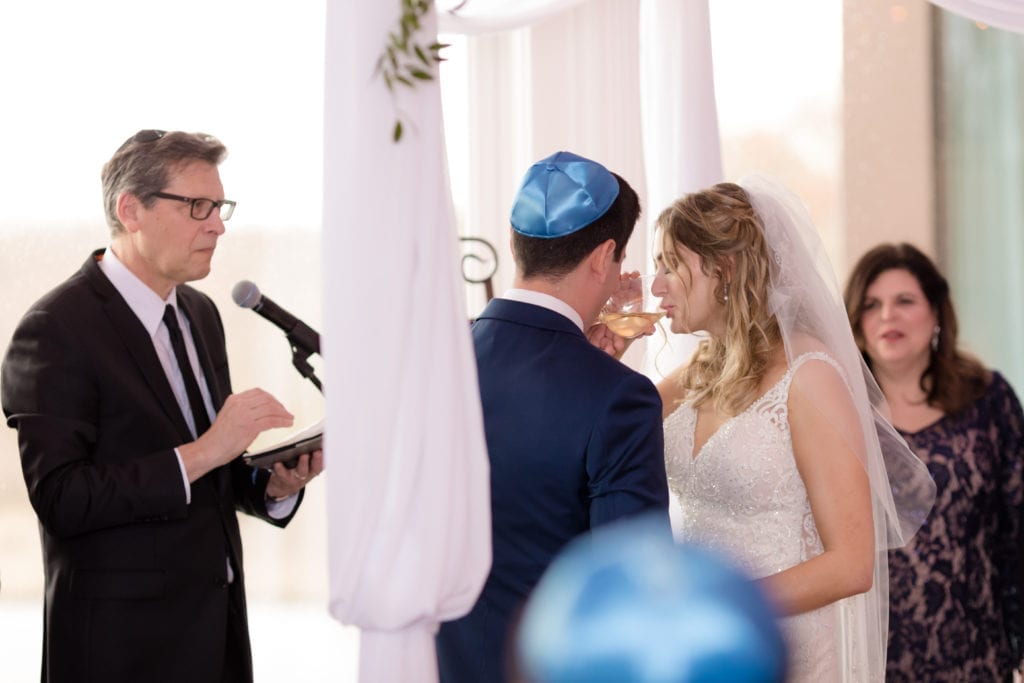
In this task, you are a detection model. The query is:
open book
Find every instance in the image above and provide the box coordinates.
[243,419,323,470]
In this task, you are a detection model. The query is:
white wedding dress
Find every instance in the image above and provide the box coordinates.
[665,352,862,682]
[657,174,935,682]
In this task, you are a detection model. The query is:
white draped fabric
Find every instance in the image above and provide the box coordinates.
[438,0,589,34]
[322,1,724,679]
[638,0,722,215]
[638,0,720,373]
[929,0,1024,34]
[440,0,720,378]
[442,0,649,301]
[322,4,491,682]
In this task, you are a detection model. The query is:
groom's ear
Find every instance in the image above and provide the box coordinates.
[587,239,618,281]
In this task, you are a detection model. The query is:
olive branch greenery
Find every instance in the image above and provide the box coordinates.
[376,0,450,142]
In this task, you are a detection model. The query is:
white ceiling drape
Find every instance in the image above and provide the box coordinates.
[639,0,719,372]
[441,0,722,315]
[436,0,722,381]
[928,0,1024,34]
[437,0,589,34]
[322,4,491,682]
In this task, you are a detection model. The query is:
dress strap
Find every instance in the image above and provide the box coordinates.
[783,351,850,394]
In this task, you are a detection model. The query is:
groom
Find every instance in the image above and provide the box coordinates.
[436,151,669,682]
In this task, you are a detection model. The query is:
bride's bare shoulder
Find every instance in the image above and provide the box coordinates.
[656,365,690,419]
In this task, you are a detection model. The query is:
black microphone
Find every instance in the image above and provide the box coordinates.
[232,280,320,355]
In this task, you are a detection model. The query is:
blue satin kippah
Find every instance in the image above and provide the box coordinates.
[510,151,620,239]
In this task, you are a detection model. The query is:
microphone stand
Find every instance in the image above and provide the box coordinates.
[287,335,323,394]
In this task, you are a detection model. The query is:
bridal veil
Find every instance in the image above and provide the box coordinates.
[740,174,937,680]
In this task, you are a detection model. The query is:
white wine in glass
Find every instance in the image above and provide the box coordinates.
[599,275,664,339]
[600,311,665,339]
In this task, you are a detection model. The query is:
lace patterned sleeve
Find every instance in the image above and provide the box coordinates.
[992,373,1024,670]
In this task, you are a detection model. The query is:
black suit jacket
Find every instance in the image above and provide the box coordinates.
[1,250,300,683]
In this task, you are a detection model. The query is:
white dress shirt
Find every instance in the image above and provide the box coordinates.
[98,248,296,520]
[501,287,585,331]
[99,248,213,503]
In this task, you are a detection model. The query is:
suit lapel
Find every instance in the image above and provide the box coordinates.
[83,254,194,443]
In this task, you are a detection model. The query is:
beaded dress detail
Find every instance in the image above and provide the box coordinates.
[665,351,849,681]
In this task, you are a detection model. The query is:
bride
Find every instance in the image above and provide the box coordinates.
[646,176,934,681]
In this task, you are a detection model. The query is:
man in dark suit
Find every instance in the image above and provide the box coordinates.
[436,151,670,682]
[1,130,323,683]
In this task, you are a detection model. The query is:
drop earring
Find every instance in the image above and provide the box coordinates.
[722,282,729,303]
[931,324,940,352]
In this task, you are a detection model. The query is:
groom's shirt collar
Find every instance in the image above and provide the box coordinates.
[502,288,584,332]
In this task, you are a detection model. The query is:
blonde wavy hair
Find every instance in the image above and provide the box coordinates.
[658,182,781,415]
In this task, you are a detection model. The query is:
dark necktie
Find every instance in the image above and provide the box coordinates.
[163,304,212,437]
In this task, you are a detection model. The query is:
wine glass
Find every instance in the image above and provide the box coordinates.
[599,274,665,339]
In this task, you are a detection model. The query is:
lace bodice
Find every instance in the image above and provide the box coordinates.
[664,353,840,576]
[664,352,845,681]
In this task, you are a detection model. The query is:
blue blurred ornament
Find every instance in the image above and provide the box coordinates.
[517,515,787,683]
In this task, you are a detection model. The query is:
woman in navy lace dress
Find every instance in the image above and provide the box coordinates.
[845,243,1024,681]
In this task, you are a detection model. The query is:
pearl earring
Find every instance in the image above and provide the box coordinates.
[931,324,940,352]
[722,282,729,303]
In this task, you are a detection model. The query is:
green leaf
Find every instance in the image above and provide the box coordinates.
[414,45,429,66]
[379,0,442,144]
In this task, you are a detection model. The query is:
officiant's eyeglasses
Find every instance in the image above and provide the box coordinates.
[149,191,237,221]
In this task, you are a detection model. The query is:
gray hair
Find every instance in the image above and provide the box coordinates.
[101,130,227,236]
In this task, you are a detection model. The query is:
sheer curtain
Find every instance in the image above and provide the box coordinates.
[638,0,720,373]
[442,0,648,293]
[440,0,719,372]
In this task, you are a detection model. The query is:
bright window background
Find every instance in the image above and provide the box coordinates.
[937,12,1024,395]
[0,2,356,681]
[710,1,843,269]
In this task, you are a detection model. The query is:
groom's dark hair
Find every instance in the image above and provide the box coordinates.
[512,172,641,280]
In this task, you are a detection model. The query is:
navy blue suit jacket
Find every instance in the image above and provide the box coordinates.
[436,298,669,682]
